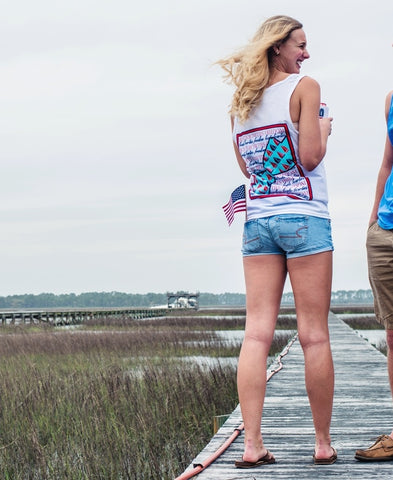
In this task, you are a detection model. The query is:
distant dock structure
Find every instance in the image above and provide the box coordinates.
[0,307,167,326]
[167,292,199,310]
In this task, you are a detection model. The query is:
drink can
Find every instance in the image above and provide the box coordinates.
[319,103,329,118]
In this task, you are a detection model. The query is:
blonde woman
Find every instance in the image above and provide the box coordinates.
[218,15,336,468]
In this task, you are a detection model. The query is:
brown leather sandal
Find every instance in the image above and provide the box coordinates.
[235,450,276,468]
[313,447,337,465]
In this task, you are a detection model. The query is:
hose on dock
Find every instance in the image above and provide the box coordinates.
[174,333,299,480]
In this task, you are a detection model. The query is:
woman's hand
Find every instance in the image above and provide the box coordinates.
[320,116,333,138]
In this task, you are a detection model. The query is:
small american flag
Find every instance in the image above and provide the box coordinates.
[222,184,246,226]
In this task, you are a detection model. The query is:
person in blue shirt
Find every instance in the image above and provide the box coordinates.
[355,90,393,461]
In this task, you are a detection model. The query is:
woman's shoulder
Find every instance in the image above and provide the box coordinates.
[293,75,320,100]
[297,75,320,90]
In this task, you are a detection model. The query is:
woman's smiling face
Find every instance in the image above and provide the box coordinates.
[275,28,310,74]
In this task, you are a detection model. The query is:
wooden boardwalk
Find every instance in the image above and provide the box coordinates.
[181,312,393,479]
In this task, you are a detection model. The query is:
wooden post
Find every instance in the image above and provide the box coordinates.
[213,414,230,434]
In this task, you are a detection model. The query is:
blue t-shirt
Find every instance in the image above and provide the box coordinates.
[378,94,393,230]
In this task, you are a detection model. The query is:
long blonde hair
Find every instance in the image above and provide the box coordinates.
[218,15,303,123]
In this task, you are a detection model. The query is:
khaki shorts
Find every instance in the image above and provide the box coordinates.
[367,221,393,329]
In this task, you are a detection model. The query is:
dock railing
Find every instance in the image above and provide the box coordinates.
[0,307,167,326]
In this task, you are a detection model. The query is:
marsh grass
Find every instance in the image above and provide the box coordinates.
[0,311,383,479]
[83,313,297,330]
[0,315,294,479]
[341,315,383,330]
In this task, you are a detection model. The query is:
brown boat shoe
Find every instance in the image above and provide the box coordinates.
[355,435,393,461]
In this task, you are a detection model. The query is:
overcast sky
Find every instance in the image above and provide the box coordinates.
[0,0,392,296]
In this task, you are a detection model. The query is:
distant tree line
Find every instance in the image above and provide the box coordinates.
[0,289,374,309]
[0,292,167,309]
[282,289,374,305]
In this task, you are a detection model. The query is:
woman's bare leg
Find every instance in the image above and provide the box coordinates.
[238,254,287,462]
[288,251,334,460]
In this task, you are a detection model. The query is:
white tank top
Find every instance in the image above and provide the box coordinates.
[232,74,330,220]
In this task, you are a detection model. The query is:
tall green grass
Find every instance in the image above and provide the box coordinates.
[0,316,294,479]
[0,356,240,479]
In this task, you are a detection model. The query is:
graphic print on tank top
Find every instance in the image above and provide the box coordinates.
[236,124,312,200]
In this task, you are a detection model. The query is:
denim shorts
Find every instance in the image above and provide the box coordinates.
[242,214,334,259]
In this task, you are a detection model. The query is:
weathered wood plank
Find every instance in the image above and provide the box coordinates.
[182,312,393,479]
